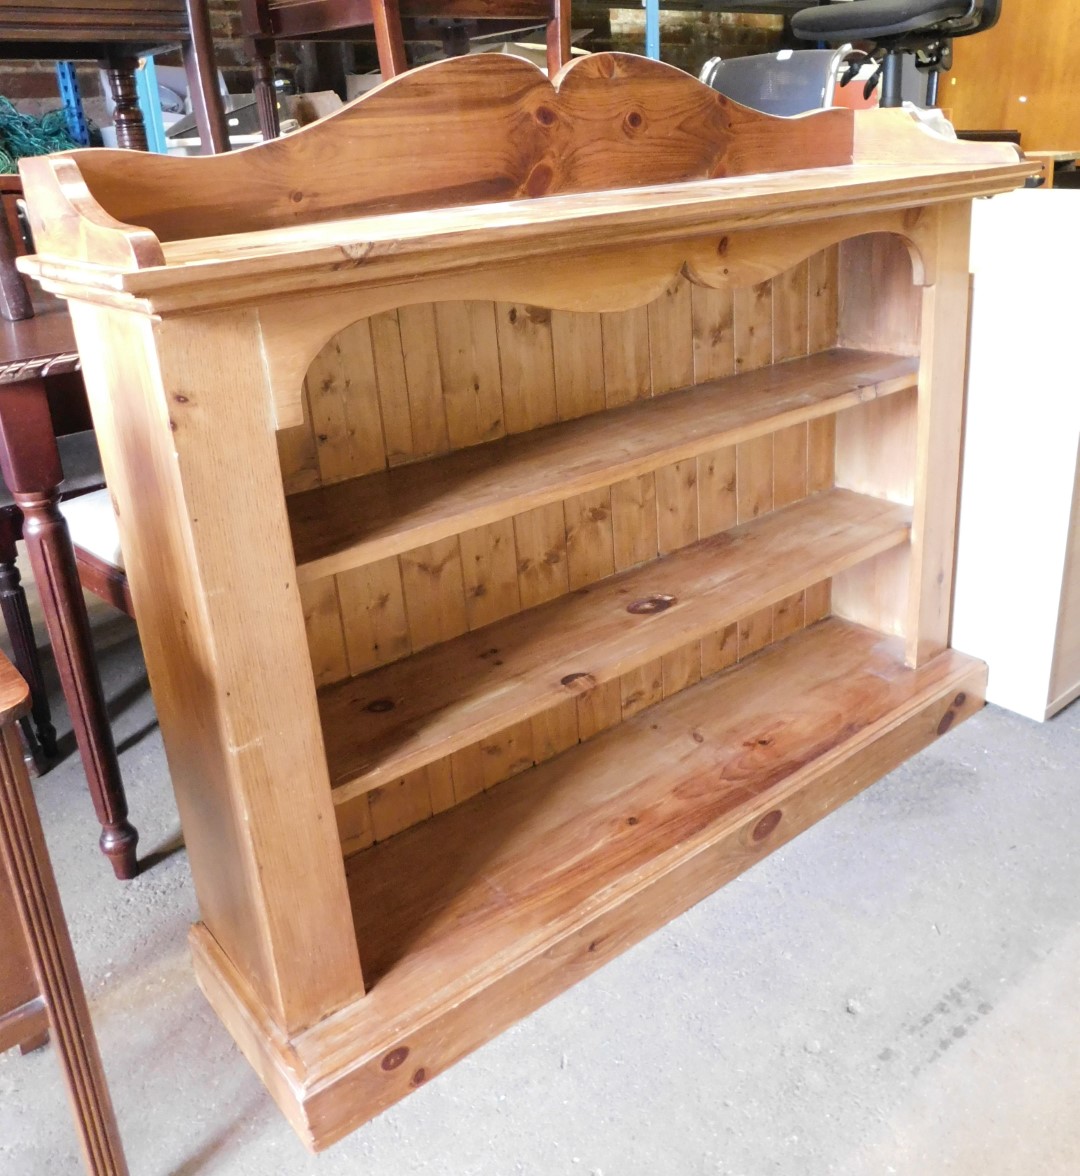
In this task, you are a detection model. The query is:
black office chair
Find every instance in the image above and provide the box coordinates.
[791,0,1000,107]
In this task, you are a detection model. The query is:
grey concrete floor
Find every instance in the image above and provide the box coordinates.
[1,572,1079,1176]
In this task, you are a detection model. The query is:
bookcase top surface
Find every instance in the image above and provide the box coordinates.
[17,52,1035,309]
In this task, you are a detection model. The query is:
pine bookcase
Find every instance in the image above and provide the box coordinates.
[19,54,1034,1149]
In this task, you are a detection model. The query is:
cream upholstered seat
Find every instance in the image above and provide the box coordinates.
[58,488,124,572]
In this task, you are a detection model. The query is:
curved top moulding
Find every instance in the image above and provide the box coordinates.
[19,53,853,258]
[17,52,1033,304]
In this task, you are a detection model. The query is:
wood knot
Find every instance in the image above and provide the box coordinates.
[627,594,676,615]
[717,236,729,256]
[381,1046,409,1071]
[534,105,557,127]
[290,190,304,204]
[937,709,956,735]
[410,1068,427,1087]
[751,810,782,842]
[561,671,596,691]
[624,108,644,132]
[366,698,395,714]
[524,162,554,198]
[954,692,967,707]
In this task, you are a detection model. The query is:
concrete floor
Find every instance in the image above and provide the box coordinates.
[2,583,1079,1176]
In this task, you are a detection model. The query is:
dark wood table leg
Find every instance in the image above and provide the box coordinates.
[0,659,129,1176]
[0,379,138,880]
[184,0,231,154]
[102,56,149,152]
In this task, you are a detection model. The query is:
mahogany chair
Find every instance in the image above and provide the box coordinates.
[239,0,572,138]
[0,189,135,877]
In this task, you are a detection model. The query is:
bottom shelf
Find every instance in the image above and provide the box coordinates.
[190,618,986,1151]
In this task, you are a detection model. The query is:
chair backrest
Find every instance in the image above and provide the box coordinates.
[792,0,1001,43]
[974,0,1001,34]
[699,48,853,117]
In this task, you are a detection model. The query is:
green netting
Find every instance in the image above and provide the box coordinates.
[0,96,81,173]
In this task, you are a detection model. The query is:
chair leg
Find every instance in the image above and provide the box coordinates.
[0,550,58,761]
[0,379,138,881]
[183,0,231,153]
[373,0,409,78]
[15,490,139,879]
[546,0,572,79]
[250,38,280,140]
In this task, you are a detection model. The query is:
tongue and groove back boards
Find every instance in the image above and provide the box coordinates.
[285,254,928,853]
[17,51,1035,1148]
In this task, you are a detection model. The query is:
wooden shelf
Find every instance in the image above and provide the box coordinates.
[303,620,984,1063]
[290,348,917,582]
[322,488,911,802]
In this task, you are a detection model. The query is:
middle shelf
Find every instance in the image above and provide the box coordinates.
[289,347,918,583]
[321,487,911,804]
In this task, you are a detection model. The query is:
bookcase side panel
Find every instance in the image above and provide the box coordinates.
[68,301,365,1036]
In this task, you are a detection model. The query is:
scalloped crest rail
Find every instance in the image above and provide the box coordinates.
[17,52,1034,1150]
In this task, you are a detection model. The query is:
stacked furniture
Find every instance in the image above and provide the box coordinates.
[0,0,228,153]
[240,0,571,137]
[19,54,1032,1148]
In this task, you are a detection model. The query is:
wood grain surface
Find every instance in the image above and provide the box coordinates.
[26,52,853,249]
[288,346,917,580]
[322,490,911,802]
[191,620,986,1148]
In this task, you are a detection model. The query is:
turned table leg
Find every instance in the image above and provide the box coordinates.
[249,38,280,140]
[0,379,138,879]
[102,56,149,152]
[0,670,129,1176]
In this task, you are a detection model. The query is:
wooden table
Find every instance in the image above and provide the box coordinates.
[1024,149,1080,189]
[0,295,138,879]
[0,0,228,153]
[19,53,1036,1148]
[0,649,128,1175]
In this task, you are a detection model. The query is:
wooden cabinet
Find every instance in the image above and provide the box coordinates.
[19,54,1032,1150]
